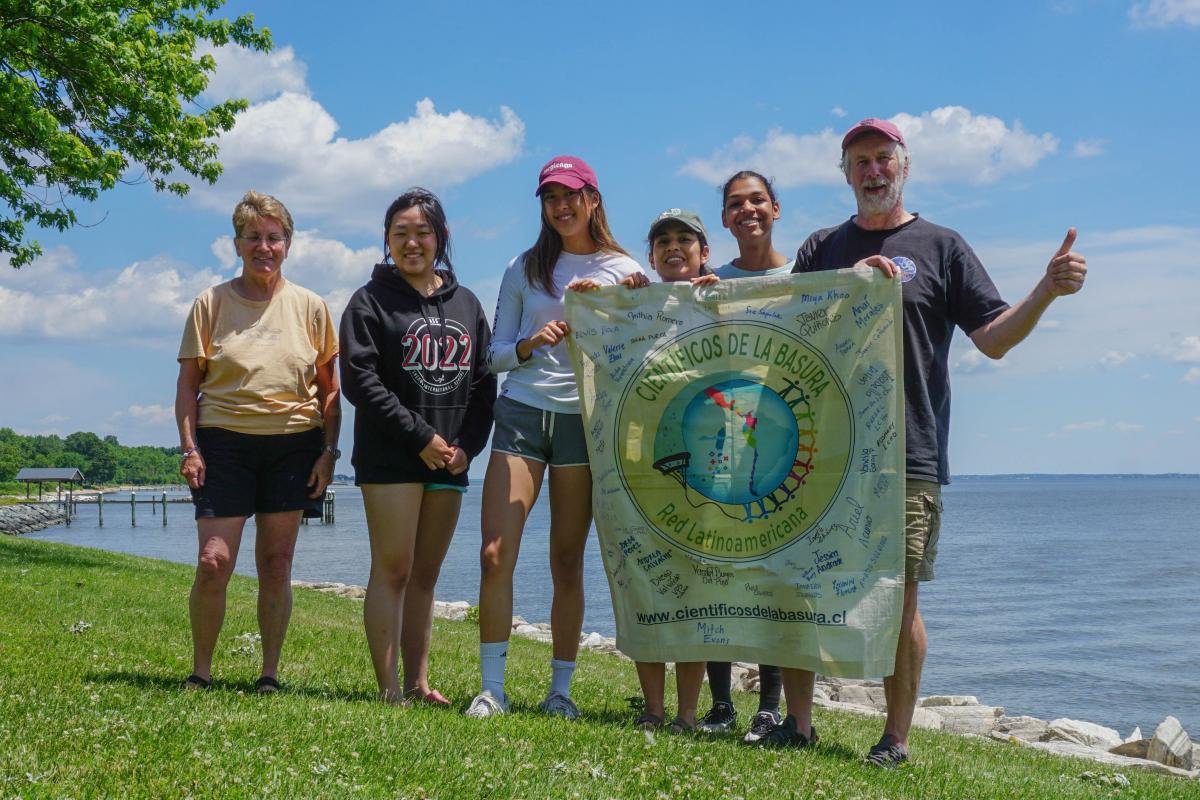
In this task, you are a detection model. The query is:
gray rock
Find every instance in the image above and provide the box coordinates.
[812,697,884,719]
[1026,740,1198,779]
[1148,716,1193,769]
[838,683,887,709]
[911,708,945,731]
[1042,718,1122,750]
[0,503,67,535]
[727,663,757,693]
[995,715,1051,742]
[1124,726,1142,743]
[1109,739,1150,759]
[922,695,980,707]
[924,705,1004,736]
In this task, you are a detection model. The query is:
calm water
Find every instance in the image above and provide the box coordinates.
[29,475,1200,737]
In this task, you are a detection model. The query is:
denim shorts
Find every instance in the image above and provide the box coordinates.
[904,479,943,582]
[490,395,590,467]
[191,426,326,519]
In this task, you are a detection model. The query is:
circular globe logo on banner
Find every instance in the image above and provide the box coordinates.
[615,322,854,561]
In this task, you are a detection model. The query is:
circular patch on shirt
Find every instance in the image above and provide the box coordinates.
[401,317,473,396]
[893,256,917,283]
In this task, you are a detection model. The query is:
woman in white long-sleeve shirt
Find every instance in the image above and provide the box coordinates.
[465,155,643,719]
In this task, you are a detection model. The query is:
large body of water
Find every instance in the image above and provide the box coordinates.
[30,475,1199,737]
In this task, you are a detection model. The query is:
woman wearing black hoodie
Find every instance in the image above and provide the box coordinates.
[340,189,496,705]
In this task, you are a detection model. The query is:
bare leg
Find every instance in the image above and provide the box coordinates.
[547,464,591,662]
[478,453,544,645]
[780,667,816,733]
[401,489,462,697]
[882,581,925,747]
[189,517,247,681]
[361,483,424,702]
[674,662,706,725]
[254,510,303,680]
[635,662,666,720]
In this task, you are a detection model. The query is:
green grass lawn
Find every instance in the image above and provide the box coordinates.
[0,535,1191,799]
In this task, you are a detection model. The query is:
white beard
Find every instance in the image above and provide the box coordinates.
[855,174,905,216]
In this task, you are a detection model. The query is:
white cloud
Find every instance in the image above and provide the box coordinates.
[679,106,1057,188]
[679,129,844,187]
[0,256,222,341]
[953,348,1009,373]
[1073,139,1105,158]
[831,106,847,118]
[1039,319,1062,330]
[1063,420,1106,432]
[967,225,1200,379]
[1114,421,1145,432]
[198,43,308,103]
[1184,367,1200,383]
[127,404,174,425]
[0,231,376,341]
[1130,0,1200,27]
[1174,335,1200,362]
[192,94,524,232]
[177,45,525,234]
[1100,350,1135,367]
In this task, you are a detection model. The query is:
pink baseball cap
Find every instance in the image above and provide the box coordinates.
[535,155,598,196]
[841,118,906,150]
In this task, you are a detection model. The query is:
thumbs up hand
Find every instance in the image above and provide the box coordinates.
[1044,227,1087,297]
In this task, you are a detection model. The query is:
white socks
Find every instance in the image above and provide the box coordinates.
[550,658,576,697]
[480,640,508,701]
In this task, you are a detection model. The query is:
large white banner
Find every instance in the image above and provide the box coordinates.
[566,269,905,677]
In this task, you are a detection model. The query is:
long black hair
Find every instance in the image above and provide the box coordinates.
[720,170,778,212]
[521,186,629,297]
[382,188,453,272]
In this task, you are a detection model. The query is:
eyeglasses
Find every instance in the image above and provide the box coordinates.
[238,234,289,247]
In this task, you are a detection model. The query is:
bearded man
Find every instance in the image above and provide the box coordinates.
[753,118,1087,766]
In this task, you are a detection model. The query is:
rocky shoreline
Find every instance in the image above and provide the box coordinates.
[295,580,1199,783]
[0,503,66,535]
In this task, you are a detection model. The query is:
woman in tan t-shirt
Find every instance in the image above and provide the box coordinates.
[174,190,341,693]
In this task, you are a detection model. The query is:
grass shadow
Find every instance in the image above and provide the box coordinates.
[85,670,376,703]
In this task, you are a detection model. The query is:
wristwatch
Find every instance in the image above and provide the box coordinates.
[323,445,341,459]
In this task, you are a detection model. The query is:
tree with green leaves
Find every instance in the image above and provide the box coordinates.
[0,1,271,268]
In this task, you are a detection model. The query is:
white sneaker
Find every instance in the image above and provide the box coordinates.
[464,690,508,718]
[537,691,580,720]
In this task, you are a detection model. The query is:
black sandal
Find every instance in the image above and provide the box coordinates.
[182,674,212,691]
[254,675,282,694]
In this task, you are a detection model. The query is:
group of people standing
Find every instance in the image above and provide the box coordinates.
[174,117,1087,767]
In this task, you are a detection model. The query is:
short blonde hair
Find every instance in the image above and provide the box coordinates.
[232,190,294,240]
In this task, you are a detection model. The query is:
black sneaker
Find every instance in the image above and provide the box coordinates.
[697,701,737,734]
[754,715,818,748]
[866,734,909,768]
[742,709,783,743]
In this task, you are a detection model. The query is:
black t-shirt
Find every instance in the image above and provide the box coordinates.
[793,215,1008,484]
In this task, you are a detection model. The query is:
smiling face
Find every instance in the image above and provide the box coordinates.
[540,182,596,242]
[387,205,438,281]
[649,223,709,282]
[844,132,908,217]
[721,176,781,243]
[235,215,290,280]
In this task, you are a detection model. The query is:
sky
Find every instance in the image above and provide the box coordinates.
[2,0,1198,475]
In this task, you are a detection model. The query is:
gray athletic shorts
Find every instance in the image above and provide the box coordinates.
[491,395,590,467]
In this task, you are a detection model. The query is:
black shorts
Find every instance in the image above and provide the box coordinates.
[191,426,325,519]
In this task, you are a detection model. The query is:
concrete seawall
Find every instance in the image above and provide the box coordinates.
[0,503,67,535]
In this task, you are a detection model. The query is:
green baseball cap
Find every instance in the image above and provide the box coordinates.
[647,208,707,241]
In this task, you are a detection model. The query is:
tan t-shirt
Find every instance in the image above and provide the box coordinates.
[178,279,338,435]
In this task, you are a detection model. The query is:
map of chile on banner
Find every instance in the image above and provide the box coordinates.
[565,269,905,677]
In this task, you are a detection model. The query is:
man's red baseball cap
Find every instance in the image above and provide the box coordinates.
[841,118,906,150]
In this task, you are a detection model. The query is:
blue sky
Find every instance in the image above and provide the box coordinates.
[2,0,1198,474]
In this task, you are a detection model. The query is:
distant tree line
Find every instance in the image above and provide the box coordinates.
[0,428,183,486]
